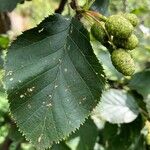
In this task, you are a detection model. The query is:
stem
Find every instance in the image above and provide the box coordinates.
[86,10,107,22]
[55,0,68,14]
[70,0,83,19]
[70,0,79,11]
[122,0,127,12]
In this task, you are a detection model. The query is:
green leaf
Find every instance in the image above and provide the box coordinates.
[129,70,150,98]
[0,0,27,12]
[67,118,98,150]
[90,0,110,15]
[98,89,139,124]
[5,14,105,150]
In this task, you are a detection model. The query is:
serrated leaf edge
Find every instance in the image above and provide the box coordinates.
[4,14,106,150]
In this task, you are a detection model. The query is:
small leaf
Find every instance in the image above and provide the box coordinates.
[5,14,105,149]
[67,118,98,150]
[90,0,110,15]
[98,89,139,124]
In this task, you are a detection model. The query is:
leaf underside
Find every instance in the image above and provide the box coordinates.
[98,89,139,124]
[5,14,105,149]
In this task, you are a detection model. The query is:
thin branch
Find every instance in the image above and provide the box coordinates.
[0,12,11,34]
[70,0,82,19]
[122,0,127,12]
[70,0,79,11]
[55,0,67,14]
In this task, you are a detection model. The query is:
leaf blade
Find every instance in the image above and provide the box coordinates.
[5,14,105,149]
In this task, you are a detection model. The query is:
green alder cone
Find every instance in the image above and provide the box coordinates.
[113,34,139,50]
[111,49,135,76]
[91,22,108,45]
[105,15,134,39]
[123,13,139,27]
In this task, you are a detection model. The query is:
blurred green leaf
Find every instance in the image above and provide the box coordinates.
[102,117,145,150]
[129,70,150,98]
[67,118,98,150]
[131,7,150,15]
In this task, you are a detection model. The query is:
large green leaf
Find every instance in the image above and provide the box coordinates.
[0,0,27,12]
[67,118,98,150]
[4,14,105,149]
[98,89,139,124]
